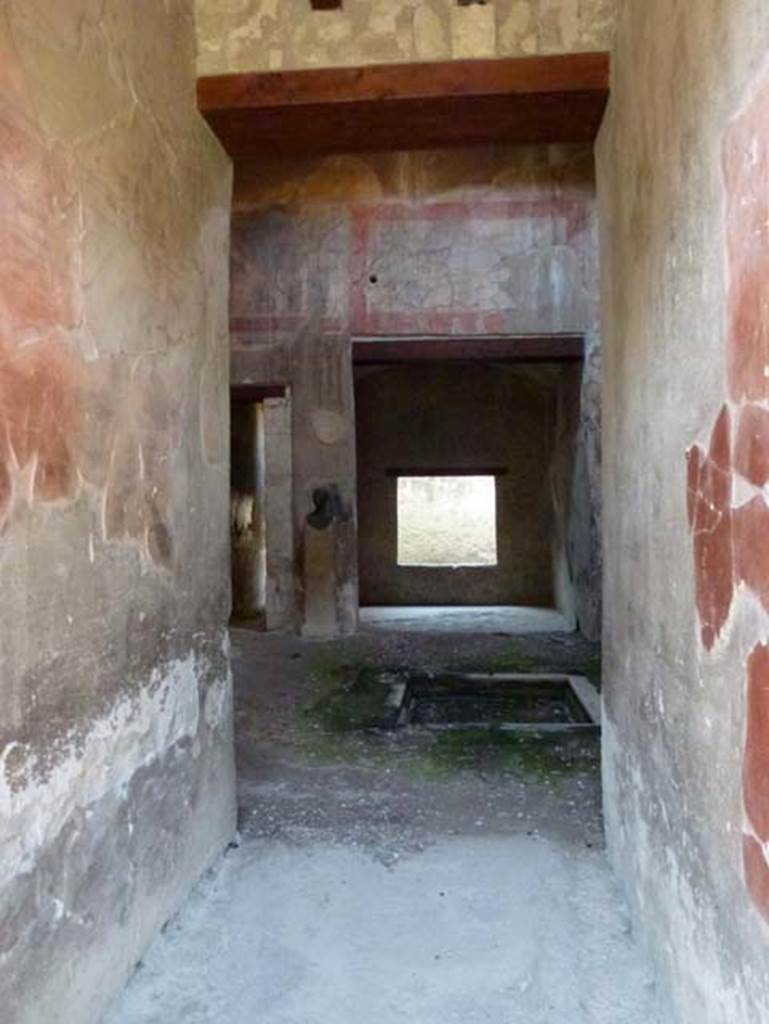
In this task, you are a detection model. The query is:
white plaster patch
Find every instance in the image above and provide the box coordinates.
[732,472,761,507]
[0,654,230,889]
[311,408,347,445]
[204,662,233,729]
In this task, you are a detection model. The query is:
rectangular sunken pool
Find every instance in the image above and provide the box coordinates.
[395,673,600,732]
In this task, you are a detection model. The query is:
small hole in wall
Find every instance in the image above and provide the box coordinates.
[369,274,378,284]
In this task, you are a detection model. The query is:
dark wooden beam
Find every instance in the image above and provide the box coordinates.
[385,467,509,478]
[199,52,608,110]
[310,0,342,8]
[198,53,609,158]
[231,383,287,402]
[351,334,584,365]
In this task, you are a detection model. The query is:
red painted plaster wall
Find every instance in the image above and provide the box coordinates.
[0,47,81,522]
[686,65,769,923]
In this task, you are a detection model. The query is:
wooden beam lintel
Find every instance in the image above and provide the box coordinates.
[198,53,610,158]
[352,334,585,365]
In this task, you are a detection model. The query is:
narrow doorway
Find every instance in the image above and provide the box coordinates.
[230,395,267,627]
[230,385,295,631]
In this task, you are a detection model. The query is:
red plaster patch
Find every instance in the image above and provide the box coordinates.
[686,444,702,527]
[744,645,769,843]
[0,458,10,523]
[687,407,734,649]
[703,63,769,923]
[347,199,588,336]
[0,337,80,508]
[0,47,81,516]
[743,834,769,923]
[734,404,769,487]
[734,497,769,612]
[724,76,769,403]
[0,53,77,335]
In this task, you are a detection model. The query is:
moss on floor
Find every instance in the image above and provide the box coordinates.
[302,656,601,783]
[415,728,599,782]
[447,646,540,675]
[576,653,602,689]
[298,725,599,785]
[297,728,386,767]
[447,643,602,690]
[305,665,396,733]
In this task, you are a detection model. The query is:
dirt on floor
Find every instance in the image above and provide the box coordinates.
[231,625,603,859]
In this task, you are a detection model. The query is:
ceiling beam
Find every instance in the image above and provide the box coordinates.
[351,334,585,365]
[231,383,287,402]
[198,52,610,159]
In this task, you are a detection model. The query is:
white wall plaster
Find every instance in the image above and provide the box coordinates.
[0,653,230,890]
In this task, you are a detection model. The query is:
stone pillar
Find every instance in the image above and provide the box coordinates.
[263,394,296,630]
[292,329,358,637]
[301,485,357,638]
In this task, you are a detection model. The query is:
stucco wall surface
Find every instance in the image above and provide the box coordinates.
[231,146,602,635]
[195,0,616,77]
[0,2,235,1021]
[598,1,769,1020]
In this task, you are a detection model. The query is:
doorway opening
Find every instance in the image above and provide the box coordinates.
[230,384,294,631]
[354,348,583,635]
[230,395,267,626]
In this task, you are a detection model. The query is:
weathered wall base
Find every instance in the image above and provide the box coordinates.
[2,645,235,1024]
[603,717,769,1022]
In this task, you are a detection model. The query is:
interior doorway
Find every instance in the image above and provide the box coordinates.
[230,395,267,626]
[230,385,295,631]
[353,339,585,633]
